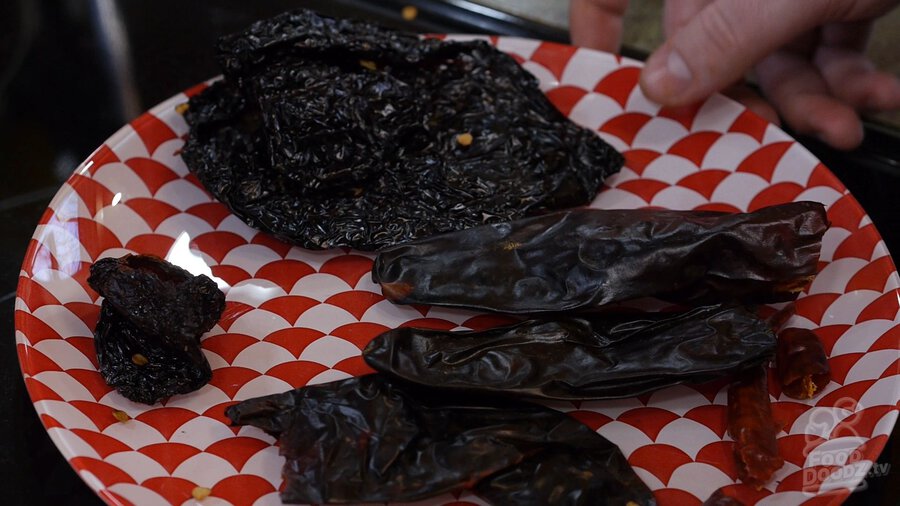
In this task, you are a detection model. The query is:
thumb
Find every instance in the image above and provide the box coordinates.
[640,0,828,106]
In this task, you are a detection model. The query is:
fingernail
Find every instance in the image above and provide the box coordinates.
[642,47,693,102]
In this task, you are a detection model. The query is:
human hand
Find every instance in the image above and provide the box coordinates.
[570,0,900,150]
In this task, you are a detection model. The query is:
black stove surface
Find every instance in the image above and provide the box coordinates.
[1,1,897,504]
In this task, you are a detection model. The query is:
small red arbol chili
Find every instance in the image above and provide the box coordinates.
[727,366,784,488]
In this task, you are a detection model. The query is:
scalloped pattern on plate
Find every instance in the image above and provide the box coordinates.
[15,37,900,506]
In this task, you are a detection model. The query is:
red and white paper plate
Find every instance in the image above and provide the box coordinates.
[15,37,900,506]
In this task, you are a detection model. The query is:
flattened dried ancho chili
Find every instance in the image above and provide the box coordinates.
[374,201,828,313]
[226,375,655,505]
[364,305,776,400]
[88,255,224,404]
[181,9,622,250]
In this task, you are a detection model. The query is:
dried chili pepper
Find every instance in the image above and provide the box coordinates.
[364,305,775,400]
[88,254,224,404]
[727,366,784,488]
[702,488,745,506]
[374,201,828,313]
[182,9,622,250]
[88,254,224,351]
[776,328,831,399]
[93,302,213,404]
[225,375,655,505]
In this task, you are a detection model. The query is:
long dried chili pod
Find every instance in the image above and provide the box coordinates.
[776,328,831,399]
[374,201,828,313]
[727,366,784,488]
[226,375,655,505]
[364,305,775,400]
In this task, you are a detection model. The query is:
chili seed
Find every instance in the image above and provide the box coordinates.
[192,486,212,500]
[401,6,418,21]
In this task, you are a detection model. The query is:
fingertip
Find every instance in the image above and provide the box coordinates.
[864,73,900,111]
[724,85,781,126]
[809,105,863,151]
[750,103,781,127]
[569,0,627,52]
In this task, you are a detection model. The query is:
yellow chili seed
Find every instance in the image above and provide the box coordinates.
[401,6,418,21]
[112,410,130,423]
[131,353,148,366]
[801,375,817,399]
[359,60,377,71]
[192,486,212,500]
[456,132,473,146]
[175,103,189,115]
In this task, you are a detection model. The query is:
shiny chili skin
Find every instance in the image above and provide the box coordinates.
[93,302,212,404]
[88,254,225,351]
[226,375,656,505]
[776,327,831,399]
[374,201,828,313]
[364,305,776,400]
[88,254,224,404]
[727,366,784,488]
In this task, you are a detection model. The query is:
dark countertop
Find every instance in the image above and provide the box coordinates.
[1,1,898,505]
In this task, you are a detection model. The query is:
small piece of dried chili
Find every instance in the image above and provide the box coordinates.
[776,328,831,399]
[88,254,224,351]
[88,254,224,404]
[727,366,784,488]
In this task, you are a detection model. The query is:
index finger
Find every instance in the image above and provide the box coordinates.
[570,0,630,52]
[640,0,830,106]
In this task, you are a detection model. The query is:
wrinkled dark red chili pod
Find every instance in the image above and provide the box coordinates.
[364,305,776,401]
[88,254,225,351]
[93,302,212,405]
[727,366,784,488]
[88,254,224,404]
[226,375,656,505]
[776,328,831,399]
[374,202,828,313]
